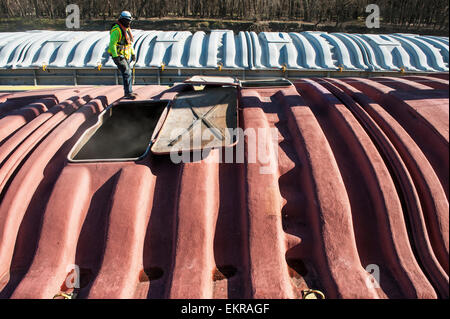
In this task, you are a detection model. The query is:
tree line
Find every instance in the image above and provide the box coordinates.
[1,0,448,31]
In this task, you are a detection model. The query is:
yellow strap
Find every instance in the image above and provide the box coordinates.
[53,292,73,299]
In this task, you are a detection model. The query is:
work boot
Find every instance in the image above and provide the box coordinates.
[123,92,137,100]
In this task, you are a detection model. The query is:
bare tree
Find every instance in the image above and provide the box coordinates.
[0,0,447,32]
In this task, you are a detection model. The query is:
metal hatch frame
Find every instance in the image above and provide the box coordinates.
[239,78,293,88]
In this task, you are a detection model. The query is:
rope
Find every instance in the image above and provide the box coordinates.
[302,289,326,299]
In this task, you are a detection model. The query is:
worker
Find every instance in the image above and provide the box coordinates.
[108,11,137,99]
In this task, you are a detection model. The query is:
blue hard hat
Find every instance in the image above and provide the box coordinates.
[119,11,133,21]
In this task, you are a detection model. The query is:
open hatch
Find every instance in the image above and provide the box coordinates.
[68,100,170,162]
[69,79,239,161]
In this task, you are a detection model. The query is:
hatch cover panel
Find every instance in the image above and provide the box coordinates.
[184,75,239,86]
[151,86,238,154]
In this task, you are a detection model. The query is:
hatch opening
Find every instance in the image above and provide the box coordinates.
[69,100,169,162]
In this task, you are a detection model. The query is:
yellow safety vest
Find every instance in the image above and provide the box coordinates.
[108,24,133,60]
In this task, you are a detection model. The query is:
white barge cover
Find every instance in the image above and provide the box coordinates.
[0,30,448,72]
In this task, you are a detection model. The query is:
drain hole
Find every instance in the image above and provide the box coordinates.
[139,267,164,282]
[213,265,237,281]
[287,258,308,278]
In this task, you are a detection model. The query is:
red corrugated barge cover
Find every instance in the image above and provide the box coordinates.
[0,75,448,299]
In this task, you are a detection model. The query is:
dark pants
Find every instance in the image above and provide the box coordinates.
[114,57,132,95]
